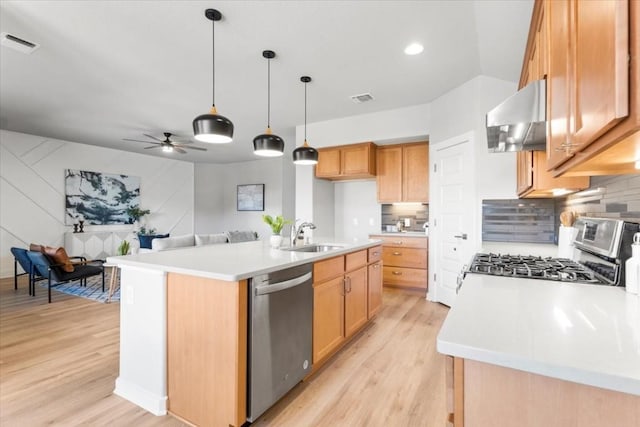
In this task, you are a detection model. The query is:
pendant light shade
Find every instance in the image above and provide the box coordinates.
[193,9,234,144]
[254,50,284,157]
[293,76,318,165]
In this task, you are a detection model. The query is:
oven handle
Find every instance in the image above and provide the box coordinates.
[255,272,312,296]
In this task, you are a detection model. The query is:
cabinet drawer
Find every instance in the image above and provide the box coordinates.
[314,256,345,283]
[382,247,427,269]
[379,235,428,249]
[383,266,427,289]
[346,250,367,271]
[368,246,382,263]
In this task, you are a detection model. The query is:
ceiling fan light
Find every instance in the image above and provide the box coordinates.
[293,141,318,165]
[193,107,234,143]
[253,132,285,157]
[162,145,174,153]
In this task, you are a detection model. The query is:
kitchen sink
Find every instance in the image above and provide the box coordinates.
[283,244,344,253]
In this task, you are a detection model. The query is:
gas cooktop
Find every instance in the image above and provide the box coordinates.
[468,253,609,285]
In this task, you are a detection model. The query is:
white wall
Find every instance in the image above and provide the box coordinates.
[334,181,381,242]
[194,157,291,240]
[0,129,194,278]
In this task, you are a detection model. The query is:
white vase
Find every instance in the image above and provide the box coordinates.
[270,234,283,248]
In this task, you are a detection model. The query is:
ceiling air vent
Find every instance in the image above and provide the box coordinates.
[350,93,374,104]
[1,32,40,54]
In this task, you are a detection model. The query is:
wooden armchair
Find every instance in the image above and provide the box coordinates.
[26,250,105,303]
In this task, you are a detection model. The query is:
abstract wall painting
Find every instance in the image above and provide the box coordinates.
[65,169,141,225]
[237,184,265,211]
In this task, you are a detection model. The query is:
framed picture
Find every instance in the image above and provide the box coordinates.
[237,184,265,211]
[65,169,141,225]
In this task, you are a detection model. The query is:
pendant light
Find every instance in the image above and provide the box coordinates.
[193,9,234,144]
[292,76,319,165]
[253,50,284,157]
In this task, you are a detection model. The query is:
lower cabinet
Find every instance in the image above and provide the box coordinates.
[312,246,383,366]
[368,261,383,318]
[371,235,428,291]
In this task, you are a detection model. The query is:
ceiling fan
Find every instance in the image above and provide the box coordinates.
[123,132,207,154]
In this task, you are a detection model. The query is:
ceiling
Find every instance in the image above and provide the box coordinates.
[0,0,533,164]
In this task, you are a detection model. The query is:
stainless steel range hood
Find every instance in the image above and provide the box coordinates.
[486,79,546,152]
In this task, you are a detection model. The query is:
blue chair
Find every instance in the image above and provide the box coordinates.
[10,247,44,295]
[26,251,105,303]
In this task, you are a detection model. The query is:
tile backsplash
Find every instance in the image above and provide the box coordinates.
[482,199,556,243]
[556,175,640,224]
[381,204,428,232]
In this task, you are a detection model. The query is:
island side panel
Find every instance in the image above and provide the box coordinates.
[464,359,640,427]
[114,266,168,415]
[167,273,247,427]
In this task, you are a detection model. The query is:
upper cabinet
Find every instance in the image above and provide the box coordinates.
[315,142,377,180]
[377,142,429,203]
[543,0,639,176]
[516,0,588,197]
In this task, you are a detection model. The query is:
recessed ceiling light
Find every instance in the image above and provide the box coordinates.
[404,43,424,55]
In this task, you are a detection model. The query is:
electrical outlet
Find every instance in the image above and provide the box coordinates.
[369,218,375,226]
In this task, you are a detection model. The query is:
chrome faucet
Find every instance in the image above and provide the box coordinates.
[291,220,316,246]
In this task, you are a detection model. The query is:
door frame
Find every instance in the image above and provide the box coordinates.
[427,131,478,304]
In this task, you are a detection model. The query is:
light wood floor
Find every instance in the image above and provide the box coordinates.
[0,276,449,426]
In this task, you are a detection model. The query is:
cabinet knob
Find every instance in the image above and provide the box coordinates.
[392,271,402,276]
[392,252,402,256]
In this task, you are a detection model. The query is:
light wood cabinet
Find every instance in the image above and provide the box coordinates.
[516,1,589,198]
[448,357,640,427]
[313,275,345,363]
[367,261,382,318]
[312,247,381,366]
[377,142,429,203]
[344,266,368,337]
[372,235,428,291]
[315,142,376,180]
[543,0,638,176]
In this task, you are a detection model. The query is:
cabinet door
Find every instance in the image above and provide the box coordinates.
[546,0,573,169]
[313,276,345,363]
[572,0,629,150]
[316,148,341,178]
[344,266,368,338]
[341,144,370,175]
[376,146,403,202]
[403,144,429,202]
[516,151,534,195]
[367,261,383,318]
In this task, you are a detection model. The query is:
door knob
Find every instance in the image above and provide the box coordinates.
[454,233,468,240]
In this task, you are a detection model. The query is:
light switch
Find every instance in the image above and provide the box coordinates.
[369,218,375,226]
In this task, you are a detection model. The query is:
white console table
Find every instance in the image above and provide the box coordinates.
[64,231,132,260]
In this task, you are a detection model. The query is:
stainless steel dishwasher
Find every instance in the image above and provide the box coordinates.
[247,263,313,422]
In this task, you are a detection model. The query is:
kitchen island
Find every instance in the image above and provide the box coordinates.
[437,274,640,426]
[107,239,382,427]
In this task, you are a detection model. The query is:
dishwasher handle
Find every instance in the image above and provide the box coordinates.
[254,272,312,296]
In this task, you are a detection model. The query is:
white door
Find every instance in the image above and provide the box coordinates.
[428,132,477,307]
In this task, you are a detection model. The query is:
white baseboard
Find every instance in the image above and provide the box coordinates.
[114,377,167,416]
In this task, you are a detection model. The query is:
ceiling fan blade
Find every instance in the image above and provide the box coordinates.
[143,133,164,143]
[174,147,188,154]
[144,145,163,150]
[123,138,161,145]
[173,144,207,151]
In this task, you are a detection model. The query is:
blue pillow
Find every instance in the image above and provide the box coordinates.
[138,233,169,249]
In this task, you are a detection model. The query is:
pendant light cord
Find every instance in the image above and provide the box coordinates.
[211,18,215,107]
[304,80,307,141]
[267,57,271,128]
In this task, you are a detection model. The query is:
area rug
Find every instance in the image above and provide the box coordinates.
[38,270,120,303]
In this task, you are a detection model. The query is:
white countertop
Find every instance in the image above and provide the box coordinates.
[437,274,640,396]
[106,239,381,281]
[370,232,428,237]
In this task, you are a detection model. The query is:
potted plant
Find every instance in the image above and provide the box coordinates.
[126,206,150,227]
[262,214,291,248]
[117,240,131,256]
